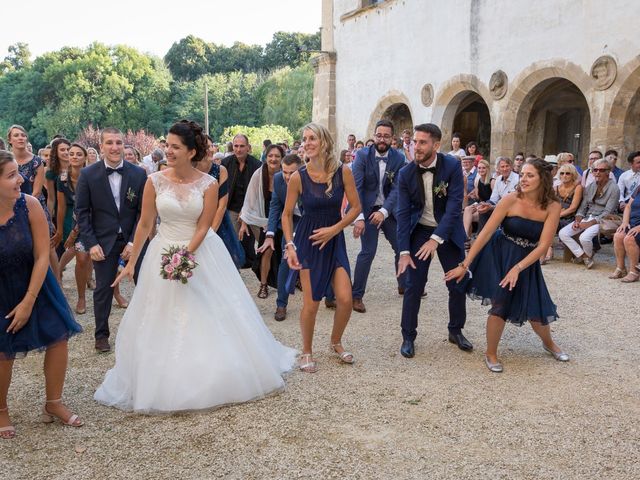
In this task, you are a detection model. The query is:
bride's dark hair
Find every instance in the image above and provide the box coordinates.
[169,120,207,163]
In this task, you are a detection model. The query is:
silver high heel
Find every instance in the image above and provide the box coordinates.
[330,343,355,364]
[543,345,570,362]
[484,356,503,373]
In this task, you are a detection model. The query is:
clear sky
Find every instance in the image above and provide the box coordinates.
[0,0,322,59]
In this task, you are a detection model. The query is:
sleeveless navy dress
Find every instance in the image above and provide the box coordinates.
[286,166,350,301]
[0,195,81,359]
[208,163,245,269]
[462,216,558,325]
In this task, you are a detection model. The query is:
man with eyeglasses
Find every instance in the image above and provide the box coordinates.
[559,158,620,269]
[618,151,640,211]
[582,150,614,187]
[350,119,407,313]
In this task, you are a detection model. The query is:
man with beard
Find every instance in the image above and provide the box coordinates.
[396,123,470,358]
[350,119,407,313]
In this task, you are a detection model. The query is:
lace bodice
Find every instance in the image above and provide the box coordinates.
[150,172,216,242]
[0,195,33,273]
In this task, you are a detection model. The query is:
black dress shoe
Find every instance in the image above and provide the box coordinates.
[448,333,473,351]
[400,340,415,358]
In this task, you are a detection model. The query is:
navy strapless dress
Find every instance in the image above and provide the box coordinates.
[0,195,81,359]
[462,215,558,325]
[286,166,350,301]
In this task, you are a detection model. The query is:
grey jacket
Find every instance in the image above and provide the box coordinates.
[576,179,620,221]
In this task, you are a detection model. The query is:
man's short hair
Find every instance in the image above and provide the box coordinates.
[347,133,356,140]
[414,123,442,142]
[627,151,640,163]
[593,158,611,169]
[497,156,513,166]
[282,153,302,166]
[233,134,249,145]
[100,127,123,143]
[589,150,603,159]
[401,128,412,136]
[151,148,164,161]
[605,149,618,158]
[375,119,394,134]
[263,139,272,148]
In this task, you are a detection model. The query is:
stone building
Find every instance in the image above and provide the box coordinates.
[312,0,640,166]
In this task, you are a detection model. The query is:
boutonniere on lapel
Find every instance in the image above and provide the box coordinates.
[385,170,395,184]
[433,181,448,198]
[126,187,137,203]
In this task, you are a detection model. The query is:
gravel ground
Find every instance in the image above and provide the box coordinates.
[1,235,638,479]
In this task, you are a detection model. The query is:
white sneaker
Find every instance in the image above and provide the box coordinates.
[584,256,594,269]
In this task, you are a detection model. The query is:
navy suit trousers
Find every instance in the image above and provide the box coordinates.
[352,214,405,299]
[400,224,467,341]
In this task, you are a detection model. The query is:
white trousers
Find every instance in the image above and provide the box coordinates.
[558,222,600,258]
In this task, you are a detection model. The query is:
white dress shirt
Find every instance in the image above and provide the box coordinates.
[617,169,640,202]
[489,171,519,205]
[356,151,390,221]
[107,160,124,211]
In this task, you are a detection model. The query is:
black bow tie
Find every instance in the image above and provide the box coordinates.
[106,167,124,176]
[418,166,436,175]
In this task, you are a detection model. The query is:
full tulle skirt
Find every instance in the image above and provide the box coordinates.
[94,229,297,413]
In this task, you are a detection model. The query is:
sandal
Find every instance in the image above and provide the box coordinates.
[257,284,269,299]
[41,399,83,427]
[298,354,317,373]
[608,267,628,279]
[621,270,639,283]
[0,407,15,440]
[114,294,129,309]
[330,343,355,364]
[87,279,96,290]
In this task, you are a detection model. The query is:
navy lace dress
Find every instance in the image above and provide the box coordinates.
[286,166,350,301]
[18,155,54,236]
[208,163,245,268]
[0,195,81,359]
[462,215,558,325]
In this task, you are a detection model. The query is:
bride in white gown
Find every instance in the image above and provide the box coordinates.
[94,121,297,413]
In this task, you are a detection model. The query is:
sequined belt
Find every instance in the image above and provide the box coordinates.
[501,230,538,248]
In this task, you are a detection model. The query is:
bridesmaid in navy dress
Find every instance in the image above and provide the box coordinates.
[446,158,569,373]
[0,152,82,439]
[282,123,361,373]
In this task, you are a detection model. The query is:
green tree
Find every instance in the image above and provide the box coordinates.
[259,63,313,135]
[263,31,320,70]
[1,42,31,74]
[164,35,213,81]
[220,124,294,150]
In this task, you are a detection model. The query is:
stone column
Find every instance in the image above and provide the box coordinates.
[312,0,337,140]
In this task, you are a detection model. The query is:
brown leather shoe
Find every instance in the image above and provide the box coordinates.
[352,298,366,313]
[95,338,111,353]
[274,306,287,321]
[325,299,336,309]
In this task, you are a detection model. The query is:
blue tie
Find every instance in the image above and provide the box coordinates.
[376,156,387,163]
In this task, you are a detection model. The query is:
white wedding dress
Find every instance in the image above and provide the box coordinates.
[94,171,297,413]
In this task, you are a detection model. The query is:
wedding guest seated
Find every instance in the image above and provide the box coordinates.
[542,163,583,263]
[239,144,284,298]
[559,158,620,269]
[617,151,640,212]
[477,156,518,231]
[461,156,477,203]
[609,187,640,282]
[463,159,493,242]
[513,152,525,174]
[582,150,615,187]
[606,149,624,181]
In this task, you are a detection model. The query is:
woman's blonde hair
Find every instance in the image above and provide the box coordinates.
[302,122,340,195]
[477,159,492,184]
[557,163,579,183]
[556,152,574,167]
[6,124,28,149]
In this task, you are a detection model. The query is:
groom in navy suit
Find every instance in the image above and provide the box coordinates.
[75,127,148,352]
[396,123,471,358]
[351,119,406,313]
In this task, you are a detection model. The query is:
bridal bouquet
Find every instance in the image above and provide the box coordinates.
[160,246,198,284]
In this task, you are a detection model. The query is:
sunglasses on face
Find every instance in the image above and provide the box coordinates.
[592,168,609,173]
[559,172,572,175]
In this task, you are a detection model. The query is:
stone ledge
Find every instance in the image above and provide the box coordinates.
[340,0,398,22]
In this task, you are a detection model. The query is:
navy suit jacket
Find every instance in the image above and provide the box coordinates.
[352,145,405,218]
[75,161,147,256]
[267,171,287,233]
[396,152,466,252]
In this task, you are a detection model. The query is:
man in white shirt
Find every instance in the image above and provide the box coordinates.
[618,150,640,210]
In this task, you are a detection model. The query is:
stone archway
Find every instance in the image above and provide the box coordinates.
[501,61,594,165]
[605,57,640,159]
[431,74,493,157]
[367,91,414,138]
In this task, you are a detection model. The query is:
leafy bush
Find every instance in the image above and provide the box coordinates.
[220,125,295,151]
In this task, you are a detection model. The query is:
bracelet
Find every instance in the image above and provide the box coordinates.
[458,262,469,272]
[285,241,296,251]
